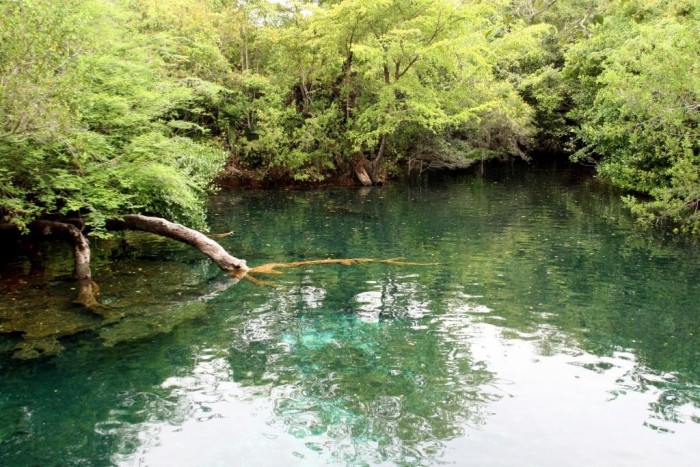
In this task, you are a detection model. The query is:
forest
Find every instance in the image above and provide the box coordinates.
[1,0,699,242]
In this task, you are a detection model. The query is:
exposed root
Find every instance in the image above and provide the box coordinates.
[234,257,436,286]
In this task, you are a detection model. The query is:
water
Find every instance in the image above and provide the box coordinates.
[1,166,699,466]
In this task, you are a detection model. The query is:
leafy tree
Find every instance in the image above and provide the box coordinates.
[231,0,550,182]
[505,0,610,156]
[0,0,253,308]
[564,0,700,233]
[0,0,227,231]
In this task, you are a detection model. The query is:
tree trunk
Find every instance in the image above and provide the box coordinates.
[353,157,373,186]
[28,220,100,308]
[365,134,387,185]
[2,215,249,312]
[108,215,249,274]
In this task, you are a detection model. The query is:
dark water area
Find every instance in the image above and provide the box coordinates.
[1,166,699,466]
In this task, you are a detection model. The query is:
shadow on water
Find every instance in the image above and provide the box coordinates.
[1,165,700,465]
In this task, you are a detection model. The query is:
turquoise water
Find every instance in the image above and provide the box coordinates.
[1,166,699,466]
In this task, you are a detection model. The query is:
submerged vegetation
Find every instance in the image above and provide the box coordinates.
[0,254,433,359]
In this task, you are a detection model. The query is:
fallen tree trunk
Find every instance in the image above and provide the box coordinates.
[243,257,435,286]
[107,215,249,274]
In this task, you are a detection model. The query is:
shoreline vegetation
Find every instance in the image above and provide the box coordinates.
[2,0,698,236]
[3,0,699,228]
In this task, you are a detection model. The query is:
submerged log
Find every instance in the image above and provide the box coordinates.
[242,257,436,286]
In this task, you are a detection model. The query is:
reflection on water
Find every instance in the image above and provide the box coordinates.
[1,166,700,466]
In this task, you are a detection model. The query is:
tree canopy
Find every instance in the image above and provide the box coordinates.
[0,0,231,232]
[1,0,700,235]
[564,0,700,234]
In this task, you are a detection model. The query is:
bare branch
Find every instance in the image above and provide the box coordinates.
[108,215,249,273]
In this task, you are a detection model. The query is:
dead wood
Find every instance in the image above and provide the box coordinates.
[108,215,249,273]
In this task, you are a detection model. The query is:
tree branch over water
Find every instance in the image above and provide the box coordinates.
[2,215,432,309]
[107,215,249,273]
[0,215,434,358]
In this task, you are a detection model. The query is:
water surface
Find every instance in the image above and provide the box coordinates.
[1,166,699,466]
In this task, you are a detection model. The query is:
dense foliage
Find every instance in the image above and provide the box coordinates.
[564,0,700,234]
[0,0,228,231]
[1,0,700,235]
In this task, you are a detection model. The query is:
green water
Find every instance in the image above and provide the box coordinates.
[1,166,699,466]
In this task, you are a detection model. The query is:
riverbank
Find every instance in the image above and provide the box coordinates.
[215,156,583,189]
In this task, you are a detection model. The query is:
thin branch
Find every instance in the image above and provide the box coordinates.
[530,0,560,19]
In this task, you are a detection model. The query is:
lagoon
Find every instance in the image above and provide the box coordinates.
[1,166,699,466]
